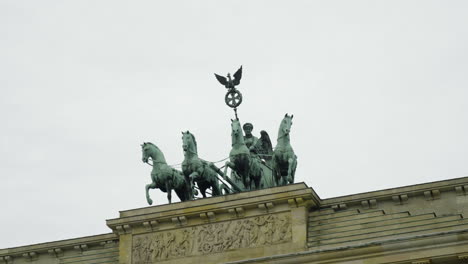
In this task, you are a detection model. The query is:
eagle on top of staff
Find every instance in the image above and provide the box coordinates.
[214,66,243,89]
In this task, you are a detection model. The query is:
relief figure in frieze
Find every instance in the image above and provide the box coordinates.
[132,214,292,263]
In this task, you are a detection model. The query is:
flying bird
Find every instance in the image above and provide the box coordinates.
[214,66,243,89]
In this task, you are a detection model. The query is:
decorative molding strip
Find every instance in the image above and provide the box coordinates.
[0,256,13,264]
[361,199,377,209]
[322,176,468,207]
[392,194,408,205]
[228,207,245,218]
[143,220,159,231]
[258,202,275,213]
[107,184,316,231]
[455,186,468,196]
[235,207,245,217]
[0,233,117,261]
[47,248,62,258]
[200,212,216,223]
[116,224,132,235]
[99,240,117,247]
[424,190,441,200]
[228,208,237,218]
[73,244,88,253]
[171,216,188,227]
[331,203,347,211]
[22,252,37,261]
[288,197,312,208]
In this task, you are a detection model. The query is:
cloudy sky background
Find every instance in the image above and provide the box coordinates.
[1,1,467,248]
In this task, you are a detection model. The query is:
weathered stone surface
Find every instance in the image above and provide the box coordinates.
[3,177,468,264]
[132,214,291,263]
[107,183,314,264]
[0,234,118,264]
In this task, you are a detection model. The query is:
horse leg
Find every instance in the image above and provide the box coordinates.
[145,182,156,205]
[250,162,263,190]
[292,156,297,183]
[251,176,258,190]
[211,176,221,196]
[274,164,285,186]
[198,183,207,198]
[189,172,200,197]
[287,157,297,184]
[248,172,257,190]
[166,182,172,204]
[255,171,262,190]
[272,155,281,186]
[184,175,194,200]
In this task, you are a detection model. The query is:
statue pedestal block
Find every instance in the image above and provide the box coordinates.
[106,183,317,264]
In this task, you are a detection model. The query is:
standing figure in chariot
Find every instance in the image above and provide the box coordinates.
[242,122,259,152]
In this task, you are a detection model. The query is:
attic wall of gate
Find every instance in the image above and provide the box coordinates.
[2,177,468,264]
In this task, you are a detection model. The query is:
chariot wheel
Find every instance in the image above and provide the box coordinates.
[225,89,243,108]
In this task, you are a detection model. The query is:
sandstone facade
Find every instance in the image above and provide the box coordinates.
[1,177,468,264]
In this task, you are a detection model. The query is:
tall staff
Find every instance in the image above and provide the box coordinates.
[214,66,243,119]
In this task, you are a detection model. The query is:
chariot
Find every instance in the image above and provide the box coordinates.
[141,66,297,204]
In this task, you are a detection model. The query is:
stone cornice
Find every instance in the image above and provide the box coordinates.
[0,233,117,260]
[226,228,468,264]
[321,176,468,208]
[106,183,318,233]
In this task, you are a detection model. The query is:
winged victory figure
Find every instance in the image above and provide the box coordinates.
[214,66,243,89]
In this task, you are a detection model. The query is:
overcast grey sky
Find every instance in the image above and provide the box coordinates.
[1,1,467,249]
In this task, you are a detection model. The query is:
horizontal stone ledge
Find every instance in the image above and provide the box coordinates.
[225,228,468,264]
[106,187,316,230]
[0,233,117,259]
[107,203,306,234]
[321,176,468,207]
[115,183,316,218]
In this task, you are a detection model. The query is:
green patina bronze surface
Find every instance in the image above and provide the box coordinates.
[215,66,243,118]
[141,142,190,204]
[273,114,297,186]
[181,131,222,198]
[225,119,265,190]
[139,68,298,204]
[242,122,259,152]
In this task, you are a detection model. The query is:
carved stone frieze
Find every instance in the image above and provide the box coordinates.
[132,213,292,263]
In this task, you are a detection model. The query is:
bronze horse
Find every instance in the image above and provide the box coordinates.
[226,119,264,190]
[273,114,297,186]
[181,131,222,198]
[141,142,190,204]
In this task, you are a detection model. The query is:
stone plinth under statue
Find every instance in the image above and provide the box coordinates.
[107,183,315,264]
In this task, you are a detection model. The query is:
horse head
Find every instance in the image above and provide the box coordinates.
[182,131,198,154]
[279,113,294,138]
[230,118,246,147]
[231,118,242,137]
[141,142,166,164]
[141,142,150,163]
